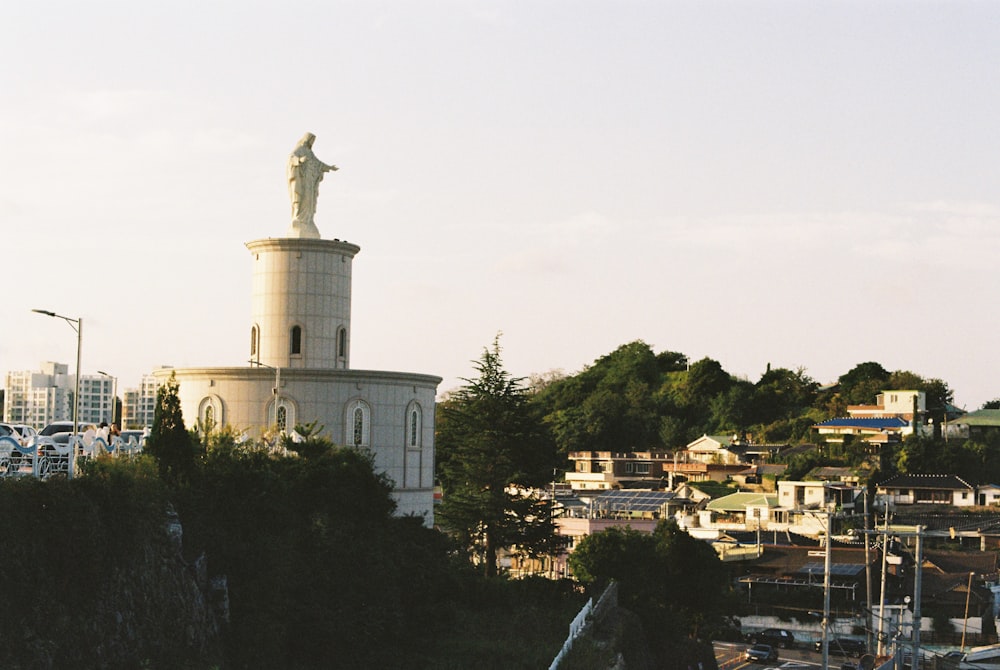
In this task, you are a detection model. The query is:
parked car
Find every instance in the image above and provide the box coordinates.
[815,638,866,657]
[9,425,37,442]
[39,421,76,437]
[0,423,19,441]
[813,637,868,658]
[747,628,796,649]
[119,430,147,446]
[745,644,779,663]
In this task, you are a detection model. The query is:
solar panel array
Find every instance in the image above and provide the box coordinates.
[798,562,866,576]
[590,489,675,512]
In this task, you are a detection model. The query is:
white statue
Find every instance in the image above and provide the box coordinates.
[287,132,338,238]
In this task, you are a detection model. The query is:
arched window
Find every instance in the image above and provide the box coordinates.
[290,325,302,355]
[276,405,287,432]
[198,395,223,431]
[250,325,259,357]
[406,402,422,448]
[345,400,370,447]
[337,327,347,359]
[269,398,295,434]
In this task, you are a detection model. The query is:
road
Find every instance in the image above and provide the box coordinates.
[714,640,858,670]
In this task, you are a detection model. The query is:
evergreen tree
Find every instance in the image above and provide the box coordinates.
[145,372,196,485]
[436,336,561,577]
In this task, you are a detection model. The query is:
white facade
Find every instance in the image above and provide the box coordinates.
[122,373,162,429]
[4,362,111,429]
[158,224,440,523]
[848,389,926,418]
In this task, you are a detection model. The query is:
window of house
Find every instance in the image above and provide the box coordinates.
[635,463,650,474]
[625,463,634,474]
[290,326,302,355]
[250,325,258,357]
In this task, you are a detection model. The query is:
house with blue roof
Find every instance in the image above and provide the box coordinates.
[814,389,926,445]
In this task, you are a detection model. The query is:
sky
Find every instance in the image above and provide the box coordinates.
[2,1,999,411]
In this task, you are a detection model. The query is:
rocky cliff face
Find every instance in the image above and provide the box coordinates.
[3,504,225,669]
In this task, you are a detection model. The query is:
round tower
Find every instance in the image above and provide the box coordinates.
[245,237,361,370]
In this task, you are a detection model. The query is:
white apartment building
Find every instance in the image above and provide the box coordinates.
[3,361,114,430]
[122,373,162,429]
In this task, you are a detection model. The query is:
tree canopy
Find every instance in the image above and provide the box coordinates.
[436,336,562,577]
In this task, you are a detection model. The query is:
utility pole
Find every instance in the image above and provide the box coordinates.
[864,489,874,653]
[822,510,832,670]
[877,500,890,657]
[913,526,923,670]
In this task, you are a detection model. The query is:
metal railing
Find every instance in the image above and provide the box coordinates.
[0,434,144,480]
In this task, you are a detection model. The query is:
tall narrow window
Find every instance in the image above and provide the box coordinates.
[346,400,370,447]
[353,408,364,446]
[250,325,259,357]
[290,326,302,355]
[277,406,287,432]
[406,402,422,448]
[337,327,347,358]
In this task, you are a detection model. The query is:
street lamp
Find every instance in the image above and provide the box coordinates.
[97,370,117,425]
[248,360,282,431]
[33,309,82,438]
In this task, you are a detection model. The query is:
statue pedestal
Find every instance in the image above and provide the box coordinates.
[286,221,321,239]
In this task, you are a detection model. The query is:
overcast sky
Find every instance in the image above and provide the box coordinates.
[2,1,998,411]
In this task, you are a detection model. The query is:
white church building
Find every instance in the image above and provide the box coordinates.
[155,136,440,522]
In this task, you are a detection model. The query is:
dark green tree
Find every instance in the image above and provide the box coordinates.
[436,337,561,577]
[569,520,736,666]
[533,340,669,454]
[144,372,197,485]
[837,361,890,406]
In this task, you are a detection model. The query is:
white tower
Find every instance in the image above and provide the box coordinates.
[245,238,360,370]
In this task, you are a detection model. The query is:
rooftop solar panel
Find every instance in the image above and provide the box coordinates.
[798,562,866,576]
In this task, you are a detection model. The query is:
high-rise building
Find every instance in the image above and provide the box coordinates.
[3,362,113,429]
[122,373,162,429]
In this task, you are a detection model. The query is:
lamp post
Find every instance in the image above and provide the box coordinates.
[33,309,82,438]
[248,360,282,431]
[96,370,117,425]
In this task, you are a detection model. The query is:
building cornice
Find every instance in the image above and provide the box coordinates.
[151,366,441,388]
[245,237,362,257]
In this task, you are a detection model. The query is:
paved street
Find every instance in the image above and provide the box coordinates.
[715,641,826,670]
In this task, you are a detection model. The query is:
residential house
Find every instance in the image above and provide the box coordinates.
[813,417,910,444]
[848,390,926,420]
[777,480,862,513]
[732,464,788,490]
[814,389,928,446]
[878,474,976,507]
[978,484,1000,507]
[685,434,748,465]
[565,449,746,490]
[943,409,1000,441]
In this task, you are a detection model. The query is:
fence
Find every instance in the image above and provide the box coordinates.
[549,581,619,670]
[0,434,144,480]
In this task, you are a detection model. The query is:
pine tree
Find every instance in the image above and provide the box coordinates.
[145,372,196,485]
[436,336,561,577]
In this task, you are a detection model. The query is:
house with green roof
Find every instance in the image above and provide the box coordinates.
[943,408,1000,441]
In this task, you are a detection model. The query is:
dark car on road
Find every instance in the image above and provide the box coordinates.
[745,644,779,663]
[814,638,866,657]
[747,628,796,649]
